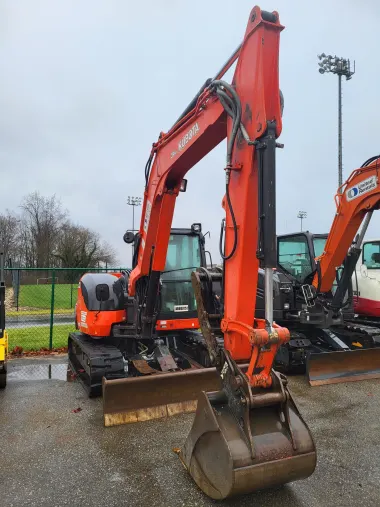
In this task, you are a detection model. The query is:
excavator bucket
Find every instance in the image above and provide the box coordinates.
[102,367,222,426]
[307,348,380,386]
[178,379,317,500]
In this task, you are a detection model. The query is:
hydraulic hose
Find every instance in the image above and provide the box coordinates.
[145,151,154,188]
[361,155,380,167]
[211,80,241,168]
[219,183,238,261]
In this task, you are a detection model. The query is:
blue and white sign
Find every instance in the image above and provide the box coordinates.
[346,175,377,202]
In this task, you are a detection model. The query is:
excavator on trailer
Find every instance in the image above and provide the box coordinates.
[272,156,380,385]
[68,224,218,397]
[104,6,315,499]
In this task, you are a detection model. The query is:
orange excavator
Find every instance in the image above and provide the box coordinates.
[70,6,317,498]
[120,6,315,498]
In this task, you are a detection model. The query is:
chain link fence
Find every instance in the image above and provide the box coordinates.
[5,267,126,353]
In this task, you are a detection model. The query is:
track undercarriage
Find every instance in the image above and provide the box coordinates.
[67,330,209,397]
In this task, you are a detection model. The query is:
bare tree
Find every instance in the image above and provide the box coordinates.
[20,192,68,268]
[17,218,36,267]
[0,211,20,264]
[96,240,117,266]
[54,222,117,278]
[1,192,117,270]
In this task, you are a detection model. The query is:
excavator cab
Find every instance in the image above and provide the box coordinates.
[278,232,352,310]
[125,223,207,332]
[277,232,327,285]
[277,232,348,326]
[156,224,207,331]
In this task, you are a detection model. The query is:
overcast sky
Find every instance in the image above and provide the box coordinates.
[1,0,379,266]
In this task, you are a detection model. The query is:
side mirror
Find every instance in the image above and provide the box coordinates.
[96,283,110,302]
[123,231,135,244]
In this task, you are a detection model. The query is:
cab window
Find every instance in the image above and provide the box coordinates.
[363,241,380,269]
[278,235,312,282]
[313,237,327,259]
[163,234,201,280]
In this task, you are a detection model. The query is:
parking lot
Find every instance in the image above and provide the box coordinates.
[1,357,380,507]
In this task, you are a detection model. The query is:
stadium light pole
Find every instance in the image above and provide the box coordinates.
[127,196,142,260]
[127,196,142,233]
[297,211,307,231]
[317,53,355,188]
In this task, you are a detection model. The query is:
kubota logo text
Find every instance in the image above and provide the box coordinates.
[143,200,152,233]
[178,123,200,152]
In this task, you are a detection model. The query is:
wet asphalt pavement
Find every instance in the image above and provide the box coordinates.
[1,358,380,507]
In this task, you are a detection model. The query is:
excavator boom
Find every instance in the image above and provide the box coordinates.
[107,6,316,499]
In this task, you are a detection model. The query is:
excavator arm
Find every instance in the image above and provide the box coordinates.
[129,7,288,386]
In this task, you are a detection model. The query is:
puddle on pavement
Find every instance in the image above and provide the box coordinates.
[7,362,68,381]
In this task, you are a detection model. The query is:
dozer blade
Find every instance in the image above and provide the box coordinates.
[102,368,222,427]
[307,348,380,386]
[178,387,317,500]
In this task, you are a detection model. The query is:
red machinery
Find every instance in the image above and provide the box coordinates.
[122,6,316,499]
[70,6,316,499]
